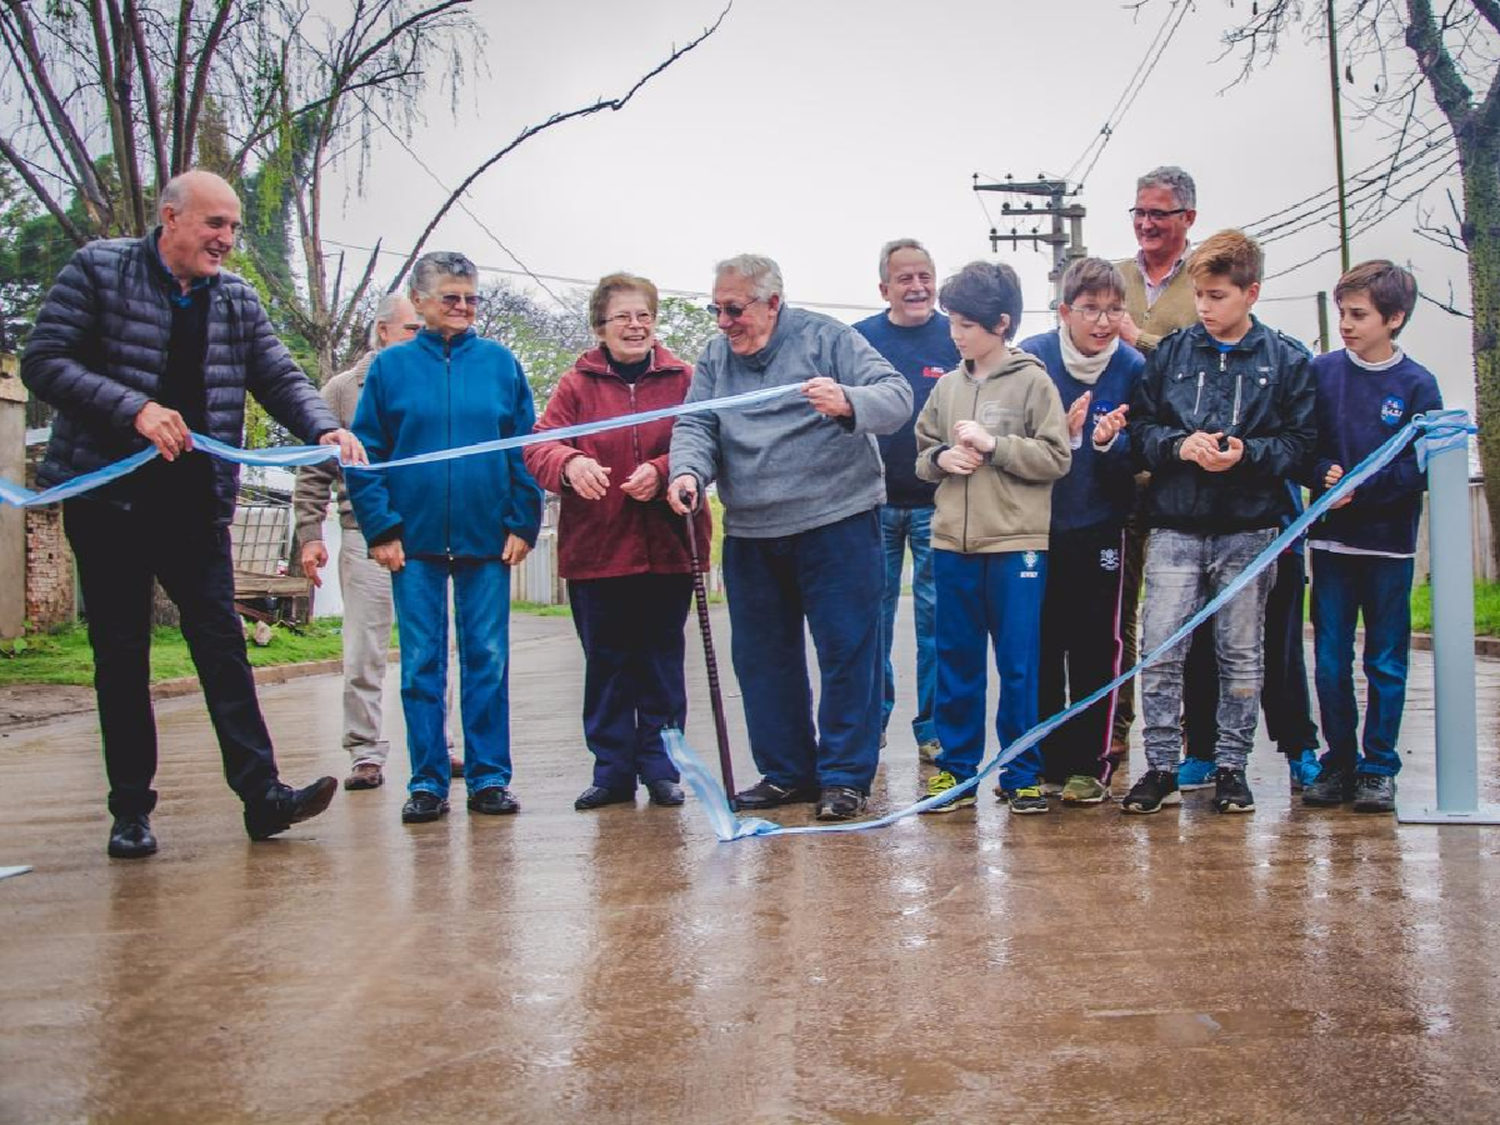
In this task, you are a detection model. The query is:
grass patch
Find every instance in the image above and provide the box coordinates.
[512,601,572,618]
[0,618,350,687]
[1409,582,1500,636]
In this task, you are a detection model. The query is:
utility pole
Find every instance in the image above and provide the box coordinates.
[972,175,1087,309]
[1326,0,1352,272]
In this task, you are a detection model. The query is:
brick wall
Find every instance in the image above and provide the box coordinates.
[24,445,73,630]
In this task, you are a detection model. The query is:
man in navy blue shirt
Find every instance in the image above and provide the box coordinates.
[854,240,959,764]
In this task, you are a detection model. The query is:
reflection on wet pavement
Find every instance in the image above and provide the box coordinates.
[3,610,1500,1122]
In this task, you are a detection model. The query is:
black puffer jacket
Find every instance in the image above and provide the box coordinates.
[21,232,337,523]
[1130,318,1315,532]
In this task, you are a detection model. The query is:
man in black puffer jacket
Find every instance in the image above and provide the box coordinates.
[22,169,366,860]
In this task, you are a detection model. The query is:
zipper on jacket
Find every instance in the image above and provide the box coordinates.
[963,381,982,553]
[445,338,453,560]
[1231,368,1244,427]
[1193,371,1204,420]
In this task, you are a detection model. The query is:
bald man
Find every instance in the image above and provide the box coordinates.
[22,169,365,860]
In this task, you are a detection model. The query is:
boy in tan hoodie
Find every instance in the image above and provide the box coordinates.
[914,262,1072,814]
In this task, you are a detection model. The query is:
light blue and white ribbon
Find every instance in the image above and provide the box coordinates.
[665,409,1478,842]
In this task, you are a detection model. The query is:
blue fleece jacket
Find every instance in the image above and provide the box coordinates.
[1307,348,1443,555]
[1019,330,1144,533]
[348,328,543,559]
[852,311,958,508]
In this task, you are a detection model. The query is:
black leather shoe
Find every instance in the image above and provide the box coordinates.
[468,786,520,815]
[244,776,338,840]
[107,814,158,859]
[574,785,633,810]
[734,778,819,809]
[401,791,449,823]
[646,779,684,807]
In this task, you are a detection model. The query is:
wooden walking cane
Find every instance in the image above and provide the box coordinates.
[682,498,738,809]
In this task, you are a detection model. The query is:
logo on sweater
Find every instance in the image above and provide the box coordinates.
[922,366,946,379]
[1100,548,1121,572]
[1380,395,1406,426]
[1019,550,1041,579]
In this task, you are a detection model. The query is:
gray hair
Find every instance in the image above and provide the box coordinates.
[410,250,478,298]
[715,254,783,302]
[877,238,932,283]
[368,292,410,348]
[1136,166,1196,211]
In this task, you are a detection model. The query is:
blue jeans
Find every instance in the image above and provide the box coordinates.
[722,510,884,792]
[391,556,512,798]
[933,548,1046,788]
[1310,549,1414,777]
[1140,529,1275,772]
[879,505,937,745]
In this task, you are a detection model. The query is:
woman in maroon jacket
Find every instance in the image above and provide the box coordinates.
[525,274,711,810]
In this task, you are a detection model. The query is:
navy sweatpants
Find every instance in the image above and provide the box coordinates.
[721,509,883,792]
[569,574,692,792]
[933,548,1047,789]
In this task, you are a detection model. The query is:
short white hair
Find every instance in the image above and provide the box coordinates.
[369,293,410,348]
[715,254,783,302]
[1137,166,1197,211]
[877,238,932,284]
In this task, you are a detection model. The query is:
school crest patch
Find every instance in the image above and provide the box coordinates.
[1380,395,1406,426]
[1100,548,1121,571]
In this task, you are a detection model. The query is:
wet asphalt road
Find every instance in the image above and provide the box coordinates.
[5,603,1500,1123]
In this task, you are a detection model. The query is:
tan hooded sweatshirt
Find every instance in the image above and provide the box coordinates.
[914,347,1071,553]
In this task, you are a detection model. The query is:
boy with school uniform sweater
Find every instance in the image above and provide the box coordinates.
[1020,258,1144,804]
[1302,260,1443,814]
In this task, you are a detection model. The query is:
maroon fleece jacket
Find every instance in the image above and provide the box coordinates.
[525,342,711,581]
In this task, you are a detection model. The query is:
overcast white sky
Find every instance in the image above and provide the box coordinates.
[322,0,1476,410]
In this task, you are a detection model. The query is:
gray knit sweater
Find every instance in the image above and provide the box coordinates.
[669,305,912,538]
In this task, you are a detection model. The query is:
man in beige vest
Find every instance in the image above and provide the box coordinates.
[1111,166,1199,758]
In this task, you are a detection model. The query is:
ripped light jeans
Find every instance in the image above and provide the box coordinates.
[1140,528,1275,772]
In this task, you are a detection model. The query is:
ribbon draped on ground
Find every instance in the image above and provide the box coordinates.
[0,383,805,508]
[665,409,1478,842]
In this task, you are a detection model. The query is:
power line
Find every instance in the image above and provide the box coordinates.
[1064,0,1194,189]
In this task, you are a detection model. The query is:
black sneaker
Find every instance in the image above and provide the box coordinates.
[734,778,819,809]
[815,785,867,820]
[401,791,450,823]
[1303,765,1355,807]
[1352,773,1396,813]
[1121,769,1181,814]
[468,786,520,815]
[1212,767,1255,814]
[244,777,338,840]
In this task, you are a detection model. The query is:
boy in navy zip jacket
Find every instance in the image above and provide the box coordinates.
[1122,230,1316,817]
[1302,260,1442,814]
[1019,258,1143,804]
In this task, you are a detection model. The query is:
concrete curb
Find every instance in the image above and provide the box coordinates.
[149,649,400,701]
[1300,624,1498,659]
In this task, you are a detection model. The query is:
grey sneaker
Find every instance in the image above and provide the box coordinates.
[1303,765,1355,807]
[1061,775,1109,804]
[816,785,867,821]
[1352,773,1396,813]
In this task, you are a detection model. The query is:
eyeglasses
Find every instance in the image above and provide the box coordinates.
[438,294,482,310]
[603,311,655,327]
[707,297,764,319]
[1071,305,1127,323]
[401,323,423,332]
[1128,207,1188,222]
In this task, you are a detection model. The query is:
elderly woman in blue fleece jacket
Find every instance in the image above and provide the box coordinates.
[348,251,543,826]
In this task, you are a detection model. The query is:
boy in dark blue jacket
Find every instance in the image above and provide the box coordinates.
[1302,261,1442,814]
[1020,258,1143,804]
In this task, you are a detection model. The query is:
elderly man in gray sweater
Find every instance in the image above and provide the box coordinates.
[669,254,913,820]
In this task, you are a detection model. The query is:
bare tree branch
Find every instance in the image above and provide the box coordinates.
[124,0,170,188]
[0,134,86,245]
[181,0,235,170]
[385,2,732,292]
